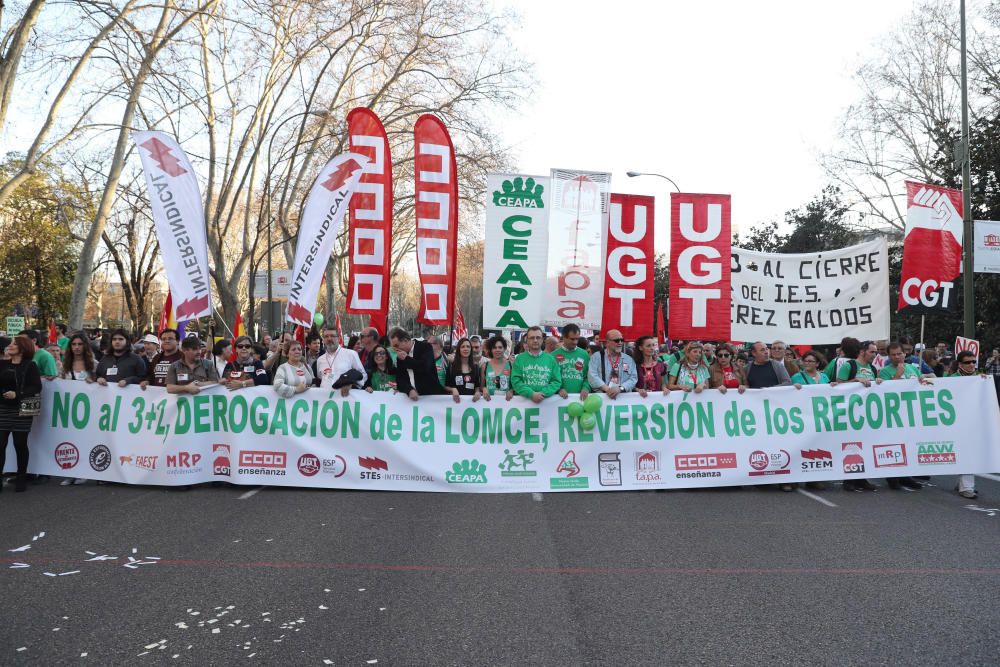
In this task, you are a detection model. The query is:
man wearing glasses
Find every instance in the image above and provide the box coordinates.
[314,325,367,397]
[948,350,983,499]
[588,329,636,399]
[358,327,381,370]
[223,335,271,390]
[878,342,932,491]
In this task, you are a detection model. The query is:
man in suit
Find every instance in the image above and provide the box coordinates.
[389,327,448,399]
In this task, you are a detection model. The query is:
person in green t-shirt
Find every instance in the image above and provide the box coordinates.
[364,346,397,392]
[878,342,929,382]
[429,335,447,388]
[482,336,513,401]
[552,323,590,399]
[836,340,882,387]
[511,326,562,403]
[56,323,69,351]
[19,329,57,377]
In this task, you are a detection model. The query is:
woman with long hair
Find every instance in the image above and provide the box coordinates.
[59,333,96,381]
[0,335,42,493]
[709,342,747,394]
[446,337,482,403]
[483,336,514,401]
[364,345,397,392]
[667,341,711,393]
[632,336,669,397]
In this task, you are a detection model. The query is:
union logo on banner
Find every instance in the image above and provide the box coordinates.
[898,181,963,313]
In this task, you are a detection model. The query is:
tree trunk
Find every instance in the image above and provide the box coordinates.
[0,0,47,131]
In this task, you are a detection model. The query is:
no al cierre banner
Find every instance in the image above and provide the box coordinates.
[16,379,1000,492]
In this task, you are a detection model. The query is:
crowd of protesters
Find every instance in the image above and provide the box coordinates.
[1,321,996,500]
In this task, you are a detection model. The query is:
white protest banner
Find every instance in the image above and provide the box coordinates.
[541,169,610,329]
[134,131,212,319]
[287,152,369,326]
[730,238,890,345]
[955,336,980,366]
[483,174,549,330]
[16,378,1000,492]
[973,219,1000,273]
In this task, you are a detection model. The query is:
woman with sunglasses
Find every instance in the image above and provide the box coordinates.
[446,337,483,403]
[790,350,831,386]
[482,336,513,401]
[947,350,982,498]
[223,335,270,390]
[273,340,314,398]
[667,341,710,393]
[632,336,669,397]
[709,342,747,394]
[364,346,397,393]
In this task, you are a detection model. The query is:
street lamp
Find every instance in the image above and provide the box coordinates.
[263,110,329,334]
[626,171,681,193]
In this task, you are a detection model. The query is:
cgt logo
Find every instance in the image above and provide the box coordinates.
[873,444,907,468]
[800,448,833,472]
[842,442,866,474]
[213,444,231,476]
[239,451,287,469]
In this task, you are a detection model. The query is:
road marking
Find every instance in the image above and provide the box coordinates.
[796,488,837,507]
[976,473,1000,483]
[532,493,543,502]
[238,487,264,500]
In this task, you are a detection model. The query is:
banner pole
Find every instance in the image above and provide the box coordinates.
[919,315,925,349]
[960,0,975,338]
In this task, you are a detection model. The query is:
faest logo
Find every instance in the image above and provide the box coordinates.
[842,442,866,474]
[873,444,907,468]
[54,442,79,470]
[358,456,388,480]
[800,449,833,472]
[120,455,158,471]
[748,449,791,476]
[213,444,231,476]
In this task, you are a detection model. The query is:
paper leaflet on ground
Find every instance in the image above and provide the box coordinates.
[12,379,1000,492]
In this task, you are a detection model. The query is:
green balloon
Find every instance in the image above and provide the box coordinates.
[313,312,325,327]
[583,393,602,413]
[580,413,597,430]
[567,401,584,418]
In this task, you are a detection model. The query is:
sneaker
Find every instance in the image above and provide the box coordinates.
[958,489,978,499]
[843,480,861,492]
[899,477,923,490]
[856,479,877,491]
[779,483,795,492]
[887,478,902,490]
[60,478,73,486]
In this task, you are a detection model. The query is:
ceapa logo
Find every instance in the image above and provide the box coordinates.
[89,444,111,472]
[634,451,661,482]
[842,442,865,474]
[674,452,738,479]
[800,448,833,472]
[359,456,387,480]
[873,444,907,468]
[213,444,231,476]
[446,459,488,484]
[54,442,79,470]
[297,453,320,477]
[492,176,544,208]
[322,456,347,477]
[917,441,956,464]
[239,451,287,469]
[748,450,791,477]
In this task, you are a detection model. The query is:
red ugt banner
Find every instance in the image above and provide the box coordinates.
[413,115,459,326]
[897,181,963,313]
[602,194,655,339]
[668,193,731,341]
[346,108,393,335]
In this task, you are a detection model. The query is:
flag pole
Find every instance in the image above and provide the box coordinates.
[960,0,975,338]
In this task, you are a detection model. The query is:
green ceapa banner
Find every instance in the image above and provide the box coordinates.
[11,378,1000,492]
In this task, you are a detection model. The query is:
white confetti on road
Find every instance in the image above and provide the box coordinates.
[9,544,31,552]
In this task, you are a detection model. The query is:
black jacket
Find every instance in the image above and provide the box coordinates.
[94,351,146,384]
[0,359,42,409]
[394,340,447,396]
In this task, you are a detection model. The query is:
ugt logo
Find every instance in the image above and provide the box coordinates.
[446,459,487,484]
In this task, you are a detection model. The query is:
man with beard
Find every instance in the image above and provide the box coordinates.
[141,329,182,389]
[313,325,367,397]
[588,329,637,398]
[553,323,590,400]
[94,329,146,387]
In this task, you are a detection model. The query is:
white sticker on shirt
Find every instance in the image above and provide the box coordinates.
[106,367,118,376]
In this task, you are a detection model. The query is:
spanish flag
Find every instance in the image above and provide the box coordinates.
[159,291,177,334]
[228,311,247,361]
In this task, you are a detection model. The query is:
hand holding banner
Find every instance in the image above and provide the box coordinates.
[287,152,370,327]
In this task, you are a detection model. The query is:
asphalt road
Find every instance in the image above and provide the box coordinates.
[1,474,999,666]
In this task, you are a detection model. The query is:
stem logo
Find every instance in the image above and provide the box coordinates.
[917,441,956,464]
[499,449,536,477]
[493,176,544,208]
[446,459,488,484]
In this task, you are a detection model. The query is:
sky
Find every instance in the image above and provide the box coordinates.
[493,0,920,255]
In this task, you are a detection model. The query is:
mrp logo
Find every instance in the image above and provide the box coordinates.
[873,444,907,468]
[239,451,287,468]
[917,441,956,465]
[167,452,202,475]
[842,442,865,474]
[800,449,833,472]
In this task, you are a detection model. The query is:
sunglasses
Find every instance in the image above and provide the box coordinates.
[960,360,975,365]
[608,338,624,344]
[374,351,387,357]
[716,353,731,358]
[236,344,252,349]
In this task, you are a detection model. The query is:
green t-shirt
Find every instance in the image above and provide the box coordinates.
[57,336,69,351]
[552,346,590,393]
[434,354,447,388]
[511,351,562,398]
[837,360,876,382]
[790,370,830,385]
[32,347,58,377]
[668,361,711,388]
[369,369,397,392]
[878,363,920,381]
[484,360,512,396]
